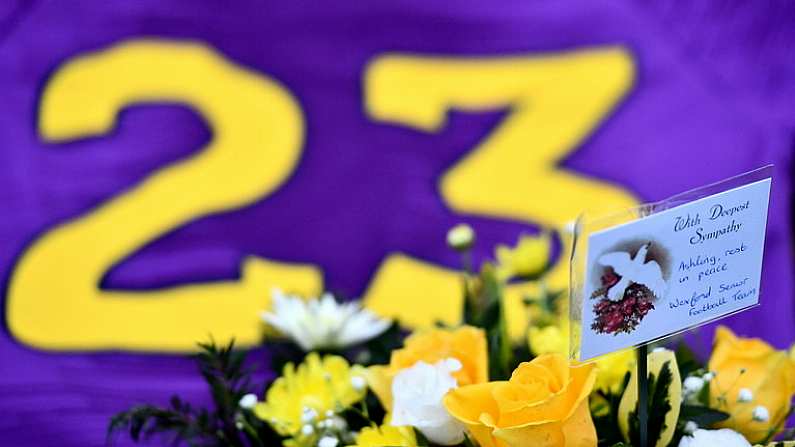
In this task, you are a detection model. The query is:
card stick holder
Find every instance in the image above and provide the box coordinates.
[569,165,773,361]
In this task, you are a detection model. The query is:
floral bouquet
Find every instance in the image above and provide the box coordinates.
[109,225,795,447]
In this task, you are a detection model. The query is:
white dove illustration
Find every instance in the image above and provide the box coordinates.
[598,243,667,302]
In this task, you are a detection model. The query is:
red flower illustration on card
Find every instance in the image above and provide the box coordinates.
[591,242,668,335]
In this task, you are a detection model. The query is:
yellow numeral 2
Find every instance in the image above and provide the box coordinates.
[7,40,322,351]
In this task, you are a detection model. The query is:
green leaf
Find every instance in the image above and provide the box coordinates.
[679,405,729,426]
[675,343,703,379]
[510,342,532,372]
[649,360,674,441]
[461,262,514,380]
[108,338,282,447]
[360,321,405,366]
[414,429,431,446]
[480,264,513,380]
[696,377,711,407]
[594,373,631,446]
[627,361,673,447]
[107,403,198,444]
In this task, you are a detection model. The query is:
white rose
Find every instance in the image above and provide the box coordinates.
[390,358,466,445]
[678,428,751,447]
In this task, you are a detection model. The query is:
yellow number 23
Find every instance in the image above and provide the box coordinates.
[6,40,636,351]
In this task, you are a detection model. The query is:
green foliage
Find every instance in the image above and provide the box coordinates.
[414,429,431,446]
[268,339,308,381]
[695,377,711,407]
[674,343,703,379]
[463,263,514,380]
[593,372,630,446]
[510,342,533,372]
[108,338,281,447]
[196,338,252,435]
[679,405,729,426]
[360,320,405,366]
[628,361,673,447]
[670,370,729,445]
[521,283,564,329]
[107,398,215,446]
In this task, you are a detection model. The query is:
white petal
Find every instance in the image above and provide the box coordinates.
[678,429,750,447]
[390,358,463,444]
[318,436,339,447]
[416,420,466,446]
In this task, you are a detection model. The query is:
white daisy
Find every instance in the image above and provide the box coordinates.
[261,289,391,351]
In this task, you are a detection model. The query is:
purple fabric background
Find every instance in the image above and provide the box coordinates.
[0,1,794,445]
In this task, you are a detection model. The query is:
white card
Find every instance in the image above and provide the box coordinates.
[579,177,771,360]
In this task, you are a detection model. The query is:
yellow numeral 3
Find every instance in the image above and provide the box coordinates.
[362,48,639,338]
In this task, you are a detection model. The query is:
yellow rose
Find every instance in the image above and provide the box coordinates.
[708,326,795,443]
[443,353,597,447]
[367,326,488,411]
[528,318,633,393]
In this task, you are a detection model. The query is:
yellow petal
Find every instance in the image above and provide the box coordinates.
[561,399,599,446]
[444,382,502,426]
[493,420,565,447]
[495,399,597,447]
[594,349,635,393]
[349,424,417,447]
[709,326,795,443]
[445,354,597,447]
[528,324,568,357]
[499,359,596,427]
[369,325,488,413]
[365,365,393,411]
[443,382,504,447]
